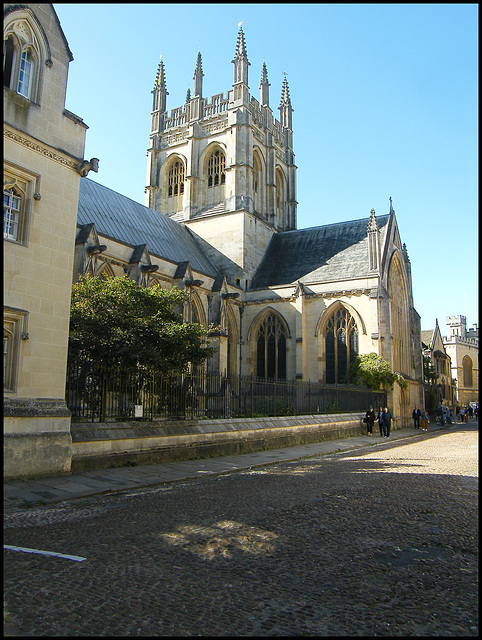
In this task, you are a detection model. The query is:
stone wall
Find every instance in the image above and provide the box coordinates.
[70,413,370,473]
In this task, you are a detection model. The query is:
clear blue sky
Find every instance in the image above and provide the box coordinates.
[54,3,478,335]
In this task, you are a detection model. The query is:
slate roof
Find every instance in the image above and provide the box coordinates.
[250,215,390,289]
[77,178,220,278]
[421,330,434,348]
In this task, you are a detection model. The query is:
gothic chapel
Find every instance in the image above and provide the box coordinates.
[74,27,424,424]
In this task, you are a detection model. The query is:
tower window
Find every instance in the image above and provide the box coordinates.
[168,160,185,197]
[207,150,226,188]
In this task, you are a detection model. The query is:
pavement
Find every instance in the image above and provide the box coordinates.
[3,420,470,510]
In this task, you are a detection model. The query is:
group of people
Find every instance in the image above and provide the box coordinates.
[434,404,476,425]
[364,402,477,437]
[364,406,392,438]
[412,406,429,431]
[456,404,477,422]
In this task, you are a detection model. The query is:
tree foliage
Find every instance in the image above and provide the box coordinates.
[68,275,216,372]
[349,352,408,390]
[423,354,438,384]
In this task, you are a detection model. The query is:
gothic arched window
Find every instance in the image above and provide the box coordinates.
[165,158,185,215]
[3,17,42,102]
[256,312,287,380]
[324,307,358,384]
[388,254,409,375]
[463,356,473,388]
[168,160,185,197]
[207,150,226,187]
[204,148,226,210]
[253,151,263,214]
[275,168,285,228]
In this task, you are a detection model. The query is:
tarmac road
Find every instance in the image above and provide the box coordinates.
[3,422,478,636]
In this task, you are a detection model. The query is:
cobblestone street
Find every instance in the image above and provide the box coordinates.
[4,423,478,636]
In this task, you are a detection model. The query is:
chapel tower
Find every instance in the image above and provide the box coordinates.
[145,26,297,286]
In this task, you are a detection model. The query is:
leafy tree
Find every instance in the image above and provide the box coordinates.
[68,275,216,372]
[349,352,407,390]
[423,354,438,384]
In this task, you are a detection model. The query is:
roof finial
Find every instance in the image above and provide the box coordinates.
[260,61,270,107]
[154,55,167,92]
[232,23,250,87]
[367,208,379,232]
[233,23,249,61]
[193,51,204,97]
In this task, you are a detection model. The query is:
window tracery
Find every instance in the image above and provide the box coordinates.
[255,312,287,380]
[165,158,185,215]
[207,150,225,187]
[203,148,226,210]
[323,307,358,384]
[388,255,409,374]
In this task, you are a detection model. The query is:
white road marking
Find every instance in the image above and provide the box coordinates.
[4,544,86,562]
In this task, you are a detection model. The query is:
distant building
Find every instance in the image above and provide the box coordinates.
[443,316,479,406]
[421,319,453,409]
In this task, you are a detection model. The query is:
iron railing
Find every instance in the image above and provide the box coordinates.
[66,364,387,423]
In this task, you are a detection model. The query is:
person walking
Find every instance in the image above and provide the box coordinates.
[412,405,422,429]
[421,409,429,431]
[378,406,385,437]
[382,406,392,438]
[459,407,465,423]
[444,406,451,425]
[365,406,375,436]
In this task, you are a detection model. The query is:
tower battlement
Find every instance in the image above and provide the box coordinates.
[145,25,297,243]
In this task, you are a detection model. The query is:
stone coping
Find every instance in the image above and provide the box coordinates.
[71,413,364,442]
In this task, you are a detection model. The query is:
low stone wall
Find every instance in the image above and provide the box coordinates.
[4,399,73,479]
[71,413,368,472]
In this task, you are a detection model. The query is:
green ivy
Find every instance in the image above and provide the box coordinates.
[349,352,408,390]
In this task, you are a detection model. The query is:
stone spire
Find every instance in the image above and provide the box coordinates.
[193,52,204,97]
[278,75,293,129]
[232,24,250,86]
[152,55,168,113]
[259,62,270,107]
[367,208,380,272]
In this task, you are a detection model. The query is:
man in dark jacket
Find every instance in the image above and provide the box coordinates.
[383,407,392,438]
[412,405,422,429]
